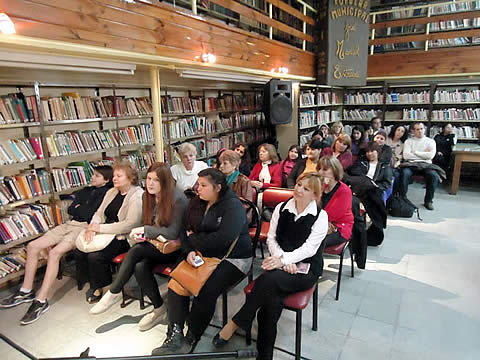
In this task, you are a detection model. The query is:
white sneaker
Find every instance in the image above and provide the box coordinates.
[138,306,166,331]
[89,291,121,315]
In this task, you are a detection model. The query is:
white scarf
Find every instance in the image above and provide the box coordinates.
[259,161,272,184]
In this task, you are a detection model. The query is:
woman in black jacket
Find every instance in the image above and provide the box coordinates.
[345,142,392,246]
[152,168,252,356]
[286,139,322,188]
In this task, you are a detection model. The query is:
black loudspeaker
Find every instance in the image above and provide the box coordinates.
[264,79,293,125]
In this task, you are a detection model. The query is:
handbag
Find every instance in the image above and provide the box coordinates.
[75,229,116,253]
[169,237,239,297]
[148,237,181,254]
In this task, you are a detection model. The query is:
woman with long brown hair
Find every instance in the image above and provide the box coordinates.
[89,162,188,331]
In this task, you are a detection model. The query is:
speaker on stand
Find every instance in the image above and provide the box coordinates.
[264,79,293,125]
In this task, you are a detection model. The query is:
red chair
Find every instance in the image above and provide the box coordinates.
[243,279,318,360]
[251,187,293,258]
[323,241,354,301]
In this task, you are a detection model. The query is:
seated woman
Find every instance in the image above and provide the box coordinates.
[152,168,252,355]
[0,166,113,325]
[279,145,301,187]
[249,143,282,191]
[433,123,456,172]
[89,163,188,330]
[386,124,408,194]
[351,125,368,157]
[345,142,393,246]
[321,134,354,170]
[75,161,144,303]
[233,143,252,177]
[373,128,393,165]
[317,156,354,247]
[212,173,328,360]
[170,142,208,191]
[219,150,253,201]
[287,139,322,188]
[329,121,345,142]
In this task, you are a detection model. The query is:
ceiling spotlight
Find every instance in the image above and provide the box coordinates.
[201,53,216,64]
[0,13,15,34]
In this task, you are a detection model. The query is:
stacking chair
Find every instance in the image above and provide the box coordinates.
[323,241,354,301]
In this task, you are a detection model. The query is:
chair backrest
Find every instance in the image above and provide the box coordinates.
[240,198,261,255]
[262,187,294,209]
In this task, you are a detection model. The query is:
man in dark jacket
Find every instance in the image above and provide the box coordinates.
[433,123,455,173]
[0,165,113,325]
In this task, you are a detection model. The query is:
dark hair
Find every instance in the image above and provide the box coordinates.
[93,165,113,183]
[351,125,367,145]
[308,139,323,151]
[142,163,176,227]
[287,145,302,160]
[412,121,424,129]
[366,141,381,153]
[312,128,323,139]
[198,168,228,197]
[388,124,408,143]
[370,116,382,125]
[441,123,453,132]
[233,143,251,168]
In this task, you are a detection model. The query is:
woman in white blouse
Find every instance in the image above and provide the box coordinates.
[170,142,208,191]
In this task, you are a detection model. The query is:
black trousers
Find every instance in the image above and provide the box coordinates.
[109,242,180,308]
[75,238,130,291]
[232,269,318,360]
[324,231,347,247]
[168,260,245,338]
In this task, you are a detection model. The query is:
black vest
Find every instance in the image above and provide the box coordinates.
[276,200,325,277]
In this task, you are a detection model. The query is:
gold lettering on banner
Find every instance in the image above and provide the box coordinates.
[345,23,356,40]
[333,64,360,79]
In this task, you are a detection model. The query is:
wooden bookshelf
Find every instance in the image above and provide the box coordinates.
[0,259,47,287]
[0,233,44,252]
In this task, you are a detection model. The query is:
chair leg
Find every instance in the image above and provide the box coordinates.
[259,242,265,259]
[349,244,354,278]
[246,329,252,346]
[295,310,302,360]
[336,252,344,301]
[139,288,145,310]
[120,288,127,308]
[312,284,318,331]
[222,292,228,326]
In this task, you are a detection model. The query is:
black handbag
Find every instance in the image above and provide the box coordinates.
[387,194,422,220]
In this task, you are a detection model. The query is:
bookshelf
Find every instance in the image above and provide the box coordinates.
[298,84,343,146]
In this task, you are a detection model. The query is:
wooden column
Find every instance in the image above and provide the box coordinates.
[150,66,164,162]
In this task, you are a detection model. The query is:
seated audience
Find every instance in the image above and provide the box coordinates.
[400,122,442,211]
[317,156,354,247]
[0,166,113,324]
[213,173,328,360]
[287,139,322,188]
[433,123,456,172]
[152,168,252,355]
[75,161,144,303]
[368,116,383,140]
[373,128,393,164]
[351,125,368,157]
[233,143,252,177]
[249,143,282,190]
[89,163,188,332]
[280,145,301,187]
[330,121,344,141]
[311,128,332,149]
[170,142,208,191]
[345,142,393,246]
[321,134,354,170]
[386,124,408,194]
[219,150,253,201]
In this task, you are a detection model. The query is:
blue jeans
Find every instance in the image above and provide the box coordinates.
[401,167,440,203]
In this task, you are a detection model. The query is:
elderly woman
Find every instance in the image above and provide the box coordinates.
[219,150,253,201]
[249,143,282,190]
[321,134,354,170]
[75,161,144,303]
[170,142,208,191]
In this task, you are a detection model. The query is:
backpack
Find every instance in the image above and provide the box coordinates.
[387,194,422,220]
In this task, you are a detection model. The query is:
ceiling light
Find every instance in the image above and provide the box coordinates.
[0,13,15,35]
[201,53,216,64]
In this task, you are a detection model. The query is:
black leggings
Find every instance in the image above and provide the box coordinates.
[232,269,318,360]
[75,238,130,291]
[324,231,347,247]
[110,242,180,308]
[168,260,245,338]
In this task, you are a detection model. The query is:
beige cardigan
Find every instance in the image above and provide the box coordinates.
[90,186,144,240]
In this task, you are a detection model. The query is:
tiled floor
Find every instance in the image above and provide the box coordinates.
[1,183,480,360]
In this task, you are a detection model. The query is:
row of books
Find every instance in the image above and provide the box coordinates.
[0,170,51,205]
[429,37,471,48]
[430,18,480,32]
[402,108,429,121]
[206,117,233,134]
[161,94,258,114]
[0,248,27,278]
[430,125,479,139]
[299,92,340,107]
[51,167,89,193]
[431,108,480,121]
[233,112,265,128]
[121,151,156,173]
[386,91,430,104]
[0,204,55,245]
[431,2,480,15]
[376,24,424,37]
[0,93,36,124]
[161,96,203,114]
[299,110,341,129]
[207,136,235,156]
[376,8,425,22]
[344,93,384,105]
[434,90,480,103]
[44,124,153,157]
[0,137,43,165]
[168,116,206,140]
[343,109,382,121]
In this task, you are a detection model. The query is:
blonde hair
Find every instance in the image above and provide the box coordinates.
[331,121,344,135]
[296,172,324,197]
[219,150,241,169]
[332,134,352,152]
[113,160,139,186]
[317,155,344,181]
[258,143,279,164]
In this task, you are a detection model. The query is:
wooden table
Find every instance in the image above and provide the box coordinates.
[450,143,480,195]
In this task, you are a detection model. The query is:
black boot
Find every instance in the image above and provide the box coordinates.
[152,323,189,355]
[185,329,199,353]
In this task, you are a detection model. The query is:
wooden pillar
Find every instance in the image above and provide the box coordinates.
[150,66,164,162]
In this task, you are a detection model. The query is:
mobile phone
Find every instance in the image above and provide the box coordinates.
[193,255,205,267]
[296,262,310,274]
[136,233,146,241]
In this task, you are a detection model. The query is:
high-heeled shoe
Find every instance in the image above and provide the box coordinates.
[212,332,230,348]
[87,289,103,304]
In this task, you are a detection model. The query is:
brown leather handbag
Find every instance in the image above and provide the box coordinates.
[148,238,181,254]
[169,237,238,297]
